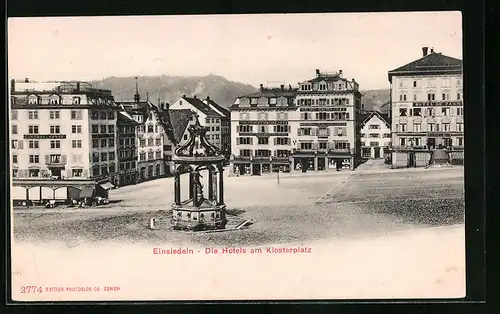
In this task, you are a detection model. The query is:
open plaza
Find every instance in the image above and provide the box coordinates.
[13,160,464,247]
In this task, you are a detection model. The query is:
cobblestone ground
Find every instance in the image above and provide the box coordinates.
[13,164,464,247]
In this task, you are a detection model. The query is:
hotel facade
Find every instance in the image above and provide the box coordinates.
[230,69,362,175]
[388,47,464,150]
[10,79,119,203]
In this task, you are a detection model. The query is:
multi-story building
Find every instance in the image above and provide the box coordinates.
[230,84,297,175]
[292,69,362,171]
[358,111,391,159]
[203,96,231,157]
[116,108,139,186]
[169,95,229,156]
[388,47,464,149]
[117,79,166,181]
[10,79,119,203]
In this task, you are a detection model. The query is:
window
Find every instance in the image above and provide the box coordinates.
[29,154,39,163]
[269,98,277,105]
[237,137,253,145]
[11,110,18,120]
[50,111,60,119]
[50,125,60,134]
[257,137,269,145]
[398,124,407,132]
[71,110,82,120]
[72,154,83,163]
[384,133,391,138]
[29,125,39,134]
[399,138,406,146]
[50,140,61,148]
[183,134,188,141]
[12,125,18,134]
[108,125,115,133]
[91,110,99,120]
[399,108,407,116]
[442,107,451,116]
[12,140,18,149]
[72,97,81,104]
[72,140,82,148]
[369,125,380,130]
[427,108,435,116]
[148,138,154,146]
[100,111,107,120]
[319,83,327,91]
[165,145,172,151]
[427,93,435,101]
[276,150,289,157]
[275,137,290,145]
[334,142,350,150]
[148,124,154,133]
[140,152,146,161]
[12,154,18,163]
[299,142,312,150]
[72,169,83,177]
[49,97,59,104]
[109,164,116,173]
[369,133,379,138]
[92,166,100,176]
[92,124,99,133]
[109,152,115,160]
[155,151,162,159]
[413,108,422,116]
[140,139,146,147]
[428,123,435,132]
[72,125,82,133]
[318,142,327,149]
[457,93,461,100]
[456,123,463,132]
[414,123,421,132]
[443,123,451,131]
[442,93,450,100]
[101,166,108,175]
[413,81,417,88]
[100,152,107,162]
[458,138,463,146]
[100,139,107,148]
[107,111,114,119]
[457,107,464,115]
[100,125,107,134]
[155,138,161,146]
[148,151,154,160]
[92,139,98,148]
[108,139,115,147]
[370,142,379,147]
[28,111,39,119]
[28,140,39,149]
[399,94,407,101]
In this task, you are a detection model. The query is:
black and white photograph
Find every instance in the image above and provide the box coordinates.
[8,12,465,301]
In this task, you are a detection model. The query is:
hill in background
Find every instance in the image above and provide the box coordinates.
[90,74,390,113]
[89,74,258,108]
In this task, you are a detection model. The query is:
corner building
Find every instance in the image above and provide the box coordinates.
[292,69,362,171]
[388,47,464,149]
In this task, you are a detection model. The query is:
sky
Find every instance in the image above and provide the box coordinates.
[8,12,462,90]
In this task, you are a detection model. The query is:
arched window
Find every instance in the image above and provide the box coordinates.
[28,95,38,104]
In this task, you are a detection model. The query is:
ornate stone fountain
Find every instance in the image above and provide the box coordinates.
[171,117,227,231]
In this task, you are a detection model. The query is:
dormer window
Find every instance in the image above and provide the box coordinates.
[250,98,258,105]
[239,98,250,107]
[319,83,327,91]
[73,97,81,104]
[301,84,312,91]
[269,98,277,105]
[28,95,38,104]
[257,97,269,107]
[277,97,288,107]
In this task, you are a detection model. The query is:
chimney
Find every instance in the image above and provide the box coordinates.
[165,102,170,110]
[361,103,365,111]
[430,47,434,54]
[10,79,15,93]
[193,95,197,99]
[422,47,429,56]
[206,96,210,101]
[339,70,343,77]
[280,84,285,90]
[315,69,320,77]
[260,84,264,91]
[76,82,80,91]
[182,94,186,98]
[24,78,29,83]
[289,84,292,90]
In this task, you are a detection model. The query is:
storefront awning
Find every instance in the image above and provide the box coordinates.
[79,187,94,198]
[99,182,115,190]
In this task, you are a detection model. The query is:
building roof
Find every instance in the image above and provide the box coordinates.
[230,87,298,109]
[204,97,230,118]
[388,51,463,82]
[183,96,223,117]
[358,110,391,129]
[163,109,194,144]
[117,110,139,125]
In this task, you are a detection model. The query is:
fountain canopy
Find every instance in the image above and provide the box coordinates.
[171,116,227,231]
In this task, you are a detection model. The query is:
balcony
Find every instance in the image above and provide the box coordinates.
[45,154,67,166]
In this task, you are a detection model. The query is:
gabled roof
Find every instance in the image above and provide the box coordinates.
[117,100,152,121]
[183,96,223,117]
[388,52,462,82]
[117,110,139,125]
[165,109,194,144]
[306,75,344,84]
[204,98,230,118]
[358,110,391,129]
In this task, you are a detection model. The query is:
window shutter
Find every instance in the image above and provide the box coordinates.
[273,125,277,132]
[250,138,253,145]
[297,128,301,136]
[274,138,277,145]
[18,140,24,149]
[45,154,49,164]
[62,155,67,164]
[333,127,338,135]
[236,138,240,145]
[236,125,240,132]
[327,128,331,135]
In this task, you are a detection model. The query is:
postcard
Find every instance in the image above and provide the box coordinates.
[8,12,465,301]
